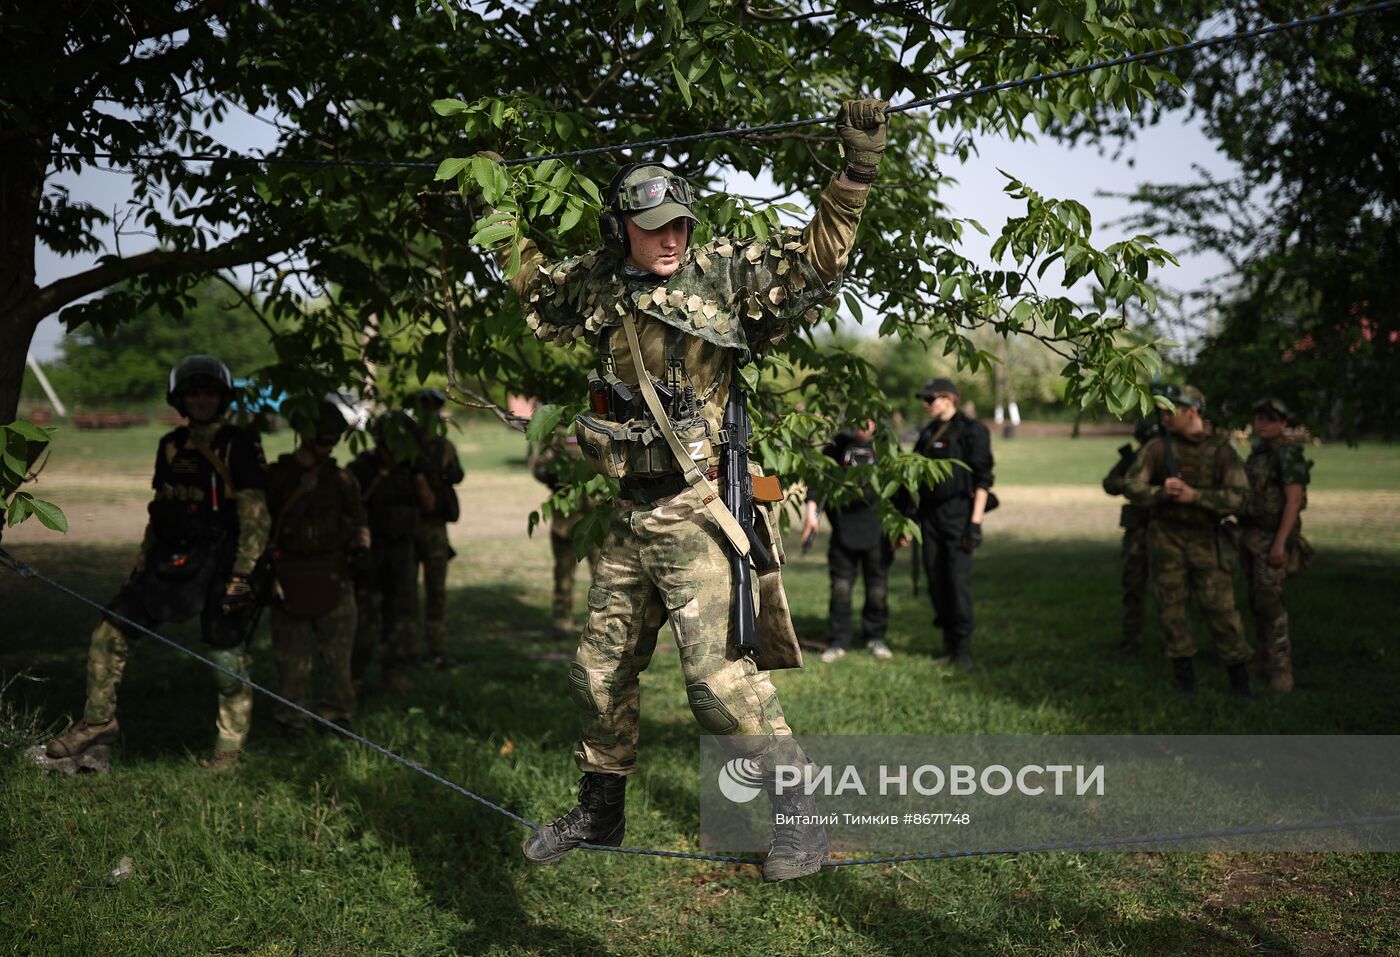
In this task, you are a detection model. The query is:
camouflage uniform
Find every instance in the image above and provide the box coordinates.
[71,420,270,753]
[267,450,367,730]
[413,428,464,658]
[1124,426,1251,666]
[507,175,869,774]
[1102,444,1151,653]
[530,428,601,636]
[348,447,422,683]
[1241,435,1312,686]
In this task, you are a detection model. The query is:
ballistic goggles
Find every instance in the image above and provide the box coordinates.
[614,168,699,230]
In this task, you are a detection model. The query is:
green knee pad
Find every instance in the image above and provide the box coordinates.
[686,682,740,734]
[207,647,249,696]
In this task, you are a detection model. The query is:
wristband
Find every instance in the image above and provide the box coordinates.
[843,165,876,185]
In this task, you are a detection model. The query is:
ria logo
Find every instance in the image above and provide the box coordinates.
[717,757,766,804]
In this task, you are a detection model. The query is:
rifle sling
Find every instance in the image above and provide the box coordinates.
[620,313,750,557]
[272,461,325,543]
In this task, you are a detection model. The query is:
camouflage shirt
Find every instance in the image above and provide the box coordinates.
[267,453,367,557]
[507,176,869,457]
[1244,436,1311,529]
[1123,426,1248,527]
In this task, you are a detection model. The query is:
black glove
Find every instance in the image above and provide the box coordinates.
[960,522,983,553]
[220,573,256,616]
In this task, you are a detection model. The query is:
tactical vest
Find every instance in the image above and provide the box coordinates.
[268,454,359,556]
[348,453,420,541]
[1148,430,1235,528]
[1244,438,1311,528]
[576,319,719,479]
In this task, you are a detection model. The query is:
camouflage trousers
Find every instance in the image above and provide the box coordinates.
[550,509,601,633]
[572,484,792,776]
[1147,521,1251,665]
[353,537,419,680]
[414,520,453,656]
[82,617,252,753]
[271,587,357,729]
[1240,526,1292,677]
[1120,526,1150,649]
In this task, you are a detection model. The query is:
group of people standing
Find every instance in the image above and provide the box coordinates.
[802,376,995,670]
[38,357,463,773]
[1104,386,1312,696]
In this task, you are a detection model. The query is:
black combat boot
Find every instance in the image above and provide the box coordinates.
[521,772,626,864]
[763,777,830,882]
[1226,663,1255,700]
[1172,657,1197,695]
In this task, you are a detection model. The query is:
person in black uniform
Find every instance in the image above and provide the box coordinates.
[801,419,895,661]
[910,378,994,669]
[41,356,270,772]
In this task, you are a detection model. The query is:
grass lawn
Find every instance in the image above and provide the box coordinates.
[2,426,1397,956]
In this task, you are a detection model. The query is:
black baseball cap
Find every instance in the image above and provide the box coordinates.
[916,378,959,400]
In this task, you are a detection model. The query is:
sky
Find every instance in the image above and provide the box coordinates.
[29,100,1239,361]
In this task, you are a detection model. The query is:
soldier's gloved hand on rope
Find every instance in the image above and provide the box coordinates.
[220,573,256,616]
[959,522,983,553]
[837,98,889,171]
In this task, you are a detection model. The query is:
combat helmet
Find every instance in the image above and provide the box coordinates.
[288,396,351,444]
[1153,383,1205,413]
[167,355,234,418]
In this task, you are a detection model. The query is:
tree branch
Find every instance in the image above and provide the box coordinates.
[17,234,292,329]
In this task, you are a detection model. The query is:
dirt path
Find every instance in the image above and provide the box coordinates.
[8,473,1394,552]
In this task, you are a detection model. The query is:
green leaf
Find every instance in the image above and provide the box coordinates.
[431,98,469,116]
[560,198,584,233]
[470,222,517,247]
[434,157,469,181]
[6,420,51,444]
[671,61,693,108]
[20,493,67,533]
[525,403,567,442]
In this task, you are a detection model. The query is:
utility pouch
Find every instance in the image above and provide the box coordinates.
[277,552,349,619]
[574,412,713,481]
[141,536,226,623]
[575,413,632,479]
[628,416,711,479]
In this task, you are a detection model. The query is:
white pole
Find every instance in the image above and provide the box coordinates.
[25,352,67,418]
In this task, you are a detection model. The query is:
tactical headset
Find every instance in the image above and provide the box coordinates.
[598,162,695,252]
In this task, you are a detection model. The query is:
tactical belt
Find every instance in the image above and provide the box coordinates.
[619,465,721,506]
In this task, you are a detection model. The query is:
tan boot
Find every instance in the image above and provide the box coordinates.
[45,718,119,759]
[200,749,241,773]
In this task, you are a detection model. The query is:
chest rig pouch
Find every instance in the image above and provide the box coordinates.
[575,322,714,480]
[142,431,234,622]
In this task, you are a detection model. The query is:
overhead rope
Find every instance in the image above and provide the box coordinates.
[46,0,1400,173]
[3,545,1398,870]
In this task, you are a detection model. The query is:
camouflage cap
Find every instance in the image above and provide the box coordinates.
[616,165,699,231]
[1252,396,1295,422]
[1155,383,1205,412]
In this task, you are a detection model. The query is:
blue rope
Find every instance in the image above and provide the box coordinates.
[0,547,536,830]
[44,0,1400,172]
[5,547,1397,870]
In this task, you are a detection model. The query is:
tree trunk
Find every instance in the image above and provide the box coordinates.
[0,307,40,424]
[0,131,45,426]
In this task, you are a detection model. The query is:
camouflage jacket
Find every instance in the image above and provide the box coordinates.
[506,176,869,455]
[346,451,421,541]
[1123,426,1248,527]
[267,453,367,557]
[1244,436,1311,529]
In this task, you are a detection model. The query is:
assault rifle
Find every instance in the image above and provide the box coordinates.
[1152,386,1181,481]
[722,378,773,660]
